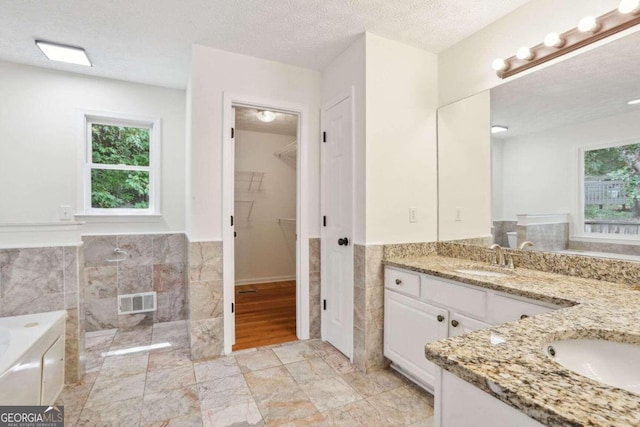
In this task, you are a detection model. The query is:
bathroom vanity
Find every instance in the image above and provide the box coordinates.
[383,255,640,427]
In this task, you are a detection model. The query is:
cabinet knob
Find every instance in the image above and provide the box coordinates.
[451,320,459,327]
[395,278,402,285]
[520,314,529,319]
[437,315,445,322]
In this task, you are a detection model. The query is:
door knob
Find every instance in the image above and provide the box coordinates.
[437,315,445,322]
[451,320,459,327]
[338,237,349,246]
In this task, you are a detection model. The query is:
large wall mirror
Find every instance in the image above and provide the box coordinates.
[439,30,640,261]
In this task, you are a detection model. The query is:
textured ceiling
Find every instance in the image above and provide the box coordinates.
[0,0,531,88]
[235,107,298,137]
[492,31,640,140]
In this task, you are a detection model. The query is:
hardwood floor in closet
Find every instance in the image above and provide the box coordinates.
[233,280,297,351]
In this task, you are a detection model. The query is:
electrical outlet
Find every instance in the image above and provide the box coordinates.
[455,208,462,222]
[59,205,73,221]
[409,207,417,223]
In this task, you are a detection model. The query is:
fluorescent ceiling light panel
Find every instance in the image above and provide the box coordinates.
[491,125,509,134]
[35,40,92,66]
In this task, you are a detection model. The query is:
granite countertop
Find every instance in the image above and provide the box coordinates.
[383,255,640,427]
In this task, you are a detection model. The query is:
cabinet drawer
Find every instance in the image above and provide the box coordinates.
[385,267,421,297]
[448,312,492,338]
[491,294,555,324]
[421,275,487,319]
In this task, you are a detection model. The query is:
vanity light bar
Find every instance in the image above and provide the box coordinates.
[493,7,640,79]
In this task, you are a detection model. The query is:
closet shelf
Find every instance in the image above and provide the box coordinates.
[273,141,297,159]
[235,171,265,192]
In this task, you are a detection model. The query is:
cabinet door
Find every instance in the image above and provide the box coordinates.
[384,290,448,389]
[448,312,492,338]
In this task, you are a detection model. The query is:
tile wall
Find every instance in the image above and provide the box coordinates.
[0,245,84,383]
[309,238,321,339]
[187,241,224,360]
[82,234,188,331]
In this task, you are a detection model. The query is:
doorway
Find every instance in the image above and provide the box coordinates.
[222,92,311,354]
[232,106,298,351]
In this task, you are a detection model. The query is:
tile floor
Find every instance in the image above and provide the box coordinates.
[58,320,434,426]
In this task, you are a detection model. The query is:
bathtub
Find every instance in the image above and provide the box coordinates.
[0,311,66,405]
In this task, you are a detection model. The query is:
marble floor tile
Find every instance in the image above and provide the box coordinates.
[144,413,204,427]
[272,342,317,365]
[99,353,149,379]
[323,399,389,426]
[141,385,201,425]
[198,374,252,411]
[109,326,153,350]
[275,412,330,427]
[285,357,337,384]
[341,369,405,397]
[253,389,318,426]
[307,340,343,358]
[407,417,435,427]
[235,348,282,373]
[244,366,297,396]
[152,320,190,347]
[201,400,264,427]
[322,353,356,374]
[193,356,241,383]
[367,385,434,426]
[148,347,193,371]
[301,377,362,412]
[145,364,196,394]
[77,396,143,427]
[85,372,146,406]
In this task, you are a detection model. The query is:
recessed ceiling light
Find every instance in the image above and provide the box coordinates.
[35,40,92,67]
[491,125,509,134]
[256,110,276,122]
[628,98,640,105]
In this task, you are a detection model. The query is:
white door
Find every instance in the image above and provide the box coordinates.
[321,94,353,357]
[224,107,236,347]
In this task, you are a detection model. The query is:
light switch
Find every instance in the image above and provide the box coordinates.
[455,208,462,222]
[409,207,417,223]
[59,205,73,221]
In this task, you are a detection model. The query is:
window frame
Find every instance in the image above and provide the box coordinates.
[81,112,161,216]
[577,138,640,242]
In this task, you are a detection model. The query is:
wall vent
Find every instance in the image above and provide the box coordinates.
[118,292,157,315]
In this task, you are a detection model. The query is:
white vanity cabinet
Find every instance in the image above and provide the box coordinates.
[383,266,558,392]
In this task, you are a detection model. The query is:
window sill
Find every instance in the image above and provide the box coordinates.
[75,214,162,223]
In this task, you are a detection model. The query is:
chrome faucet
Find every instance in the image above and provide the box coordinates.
[519,241,534,250]
[489,244,505,266]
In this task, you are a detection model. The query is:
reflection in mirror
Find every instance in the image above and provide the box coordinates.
[491,31,640,261]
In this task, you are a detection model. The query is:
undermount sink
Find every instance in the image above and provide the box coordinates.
[453,269,510,278]
[545,339,640,395]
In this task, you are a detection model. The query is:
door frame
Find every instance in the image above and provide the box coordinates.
[222,92,311,354]
[320,87,356,359]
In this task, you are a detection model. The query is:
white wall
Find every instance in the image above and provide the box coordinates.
[438,0,622,106]
[438,91,492,240]
[0,61,186,242]
[365,34,439,244]
[188,45,321,242]
[321,35,367,244]
[234,130,296,284]
[495,109,640,221]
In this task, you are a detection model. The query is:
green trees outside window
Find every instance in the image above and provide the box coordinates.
[90,124,150,209]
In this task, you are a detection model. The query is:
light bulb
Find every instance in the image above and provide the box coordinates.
[256,110,276,122]
[578,16,600,33]
[618,0,640,14]
[492,58,508,72]
[544,32,565,48]
[628,98,640,105]
[516,46,534,61]
[491,126,509,134]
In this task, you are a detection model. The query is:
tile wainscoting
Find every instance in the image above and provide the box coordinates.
[0,244,85,383]
[309,238,321,339]
[83,234,188,331]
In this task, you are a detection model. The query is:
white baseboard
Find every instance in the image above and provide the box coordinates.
[235,275,296,286]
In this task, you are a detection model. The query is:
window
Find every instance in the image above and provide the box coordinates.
[582,141,640,237]
[83,114,160,215]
